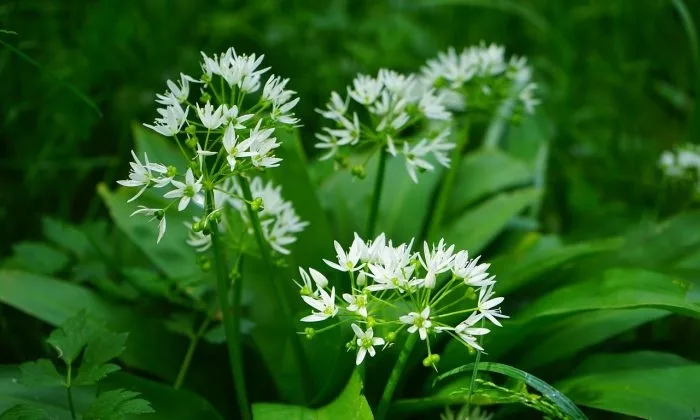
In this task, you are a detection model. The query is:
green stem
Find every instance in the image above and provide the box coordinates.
[173,316,211,389]
[376,333,418,420]
[465,319,486,413]
[66,363,76,420]
[206,188,251,420]
[366,149,389,237]
[423,119,471,243]
[237,175,310,400]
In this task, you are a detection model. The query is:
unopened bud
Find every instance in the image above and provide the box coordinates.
[185,125,197,135]
[350,165,366,179]
[304,327,315,339]
[187,160,199,172]
[386,332,397,343]
[155,209,165,219]
[466,287,477,300]
[200,92,211,103]
[166,165,178,178]
[185,136,198,149]
[356,271,367,286]
[334,154,349,169]
[192,221,203,232]
[423,353,440,367]
[251,197,264,212]
[366,316,376,328]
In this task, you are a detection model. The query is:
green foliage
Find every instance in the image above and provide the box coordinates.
[82,389,154,420]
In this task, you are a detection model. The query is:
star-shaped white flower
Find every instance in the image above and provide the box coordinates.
[399,306,432,340]
[297,267,329,296]
[301,287,337,322]
[163,168,203,211]
[196,102,226,130]
[475,283,508,327]
[454,312,490,351]
[222,124,255,171]
[342,293,368,318]
[323,239,362,272]
[351,323,385,365]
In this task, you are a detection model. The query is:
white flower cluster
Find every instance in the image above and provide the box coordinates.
[118,47,306,248]
[421,43,540,115]
[315,69,454,183]
[659,144,700,181]
[295,233,507,366]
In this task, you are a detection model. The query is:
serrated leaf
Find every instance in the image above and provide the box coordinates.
[46,310,97,364]
[41,218,92,257]
[18,360,63,388]
[0,404,58,420]
[74,363,121,386]
[83,389,154,420]
[10,242,69,276]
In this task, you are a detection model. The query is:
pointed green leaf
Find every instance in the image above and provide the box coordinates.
[557,352,700,419]
[18,360,63,388]
[46,310,96,364]
[252,371,373,420]
[9,242,69,276]
[41,218,92,258]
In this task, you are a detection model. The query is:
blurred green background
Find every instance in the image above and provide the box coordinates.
[2,0,697,255]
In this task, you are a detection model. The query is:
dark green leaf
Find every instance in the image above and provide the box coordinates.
[436,362,587,420]
[41,218,91,258]
[10,242,69,276]
[18,360,63,388]
[0,404,58,420]
[440,188,541,253]
[557,352,700,419]
[82,389,154,420]
[46,310,96,364]
[252,371,372,420]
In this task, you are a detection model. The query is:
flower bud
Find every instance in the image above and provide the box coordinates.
[251,197,264,212]
[185,125,197,135]
[386,331,397,343]
[423,353,440,367]
[346,340,357,351]
[166,165,178,178]
[155,209,165,220]
[466,287,477,300]
[366,316,376,328]
[350,165,366,179]
[185,136,198,149]
[187,160,199,172]
[192,221,203,232]
[304,327,315,339]
[356,271,367,286]
[334,154,349,169]
[200,92,211,103]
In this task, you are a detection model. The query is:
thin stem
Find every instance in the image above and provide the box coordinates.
[376,333,418,420]
[173,316,211,389]
[422,119,471,243]
[465,319,486,413]
[237,175,310,400]
[66,363,76,420]
[366,148,389,237]
[206,188,251,420]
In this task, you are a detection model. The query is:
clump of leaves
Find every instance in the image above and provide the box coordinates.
[1,310,154,420]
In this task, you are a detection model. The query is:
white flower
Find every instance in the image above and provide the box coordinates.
[315,91,349,121]
[163,168,204,211]
[419,89,451,120]
[222,124,255,171]
[475,283,508,327]
[246,120,281,168]
[343,293,368,318]
[328,113,361,145]
[223,105,254,129]
[419,239,455,288]
[400,306,432,340]
[144,103,188,137]
[348,74,383,105]
[298,267,329,295]
[196,102,226,130]
[351,324,385,365]
[454,312,490,352]
[428,128,455,168]
[117,150,168,202]
[301,287,337,322]
[314,131,341,161]
[324,239,363,272]
[403,140,435,183]
[130,206,167,243]
[452,252,493,287]
[168,73,196,103]
[441,405,493,420]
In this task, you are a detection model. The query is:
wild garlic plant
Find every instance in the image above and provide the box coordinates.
[659,144,700,183]
[295,233,507,418]
[117,47,308,420]
[421,43,540,116]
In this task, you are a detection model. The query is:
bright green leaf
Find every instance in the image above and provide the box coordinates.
[18,360,63,388]
[252,371,373,420]
[557,352,700,419]
[10,242,69,276]
[46,310,97,364]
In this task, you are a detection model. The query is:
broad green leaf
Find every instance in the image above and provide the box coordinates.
[0,405,58,420]
[519,268,700,321]
[440,188,541,253]
[252,371,373,420]
[97,184,199,280]
[0,366,224,420]
[447,149,533,217]
[9,242,69,276]
[556,352,700,419]
[41,218,92,258]
[82,389,154,420]
[435,362,587,420]
[0,270,185,381]
[491,235,621,294]
[519,309,669,370]
[18,360,63,388]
